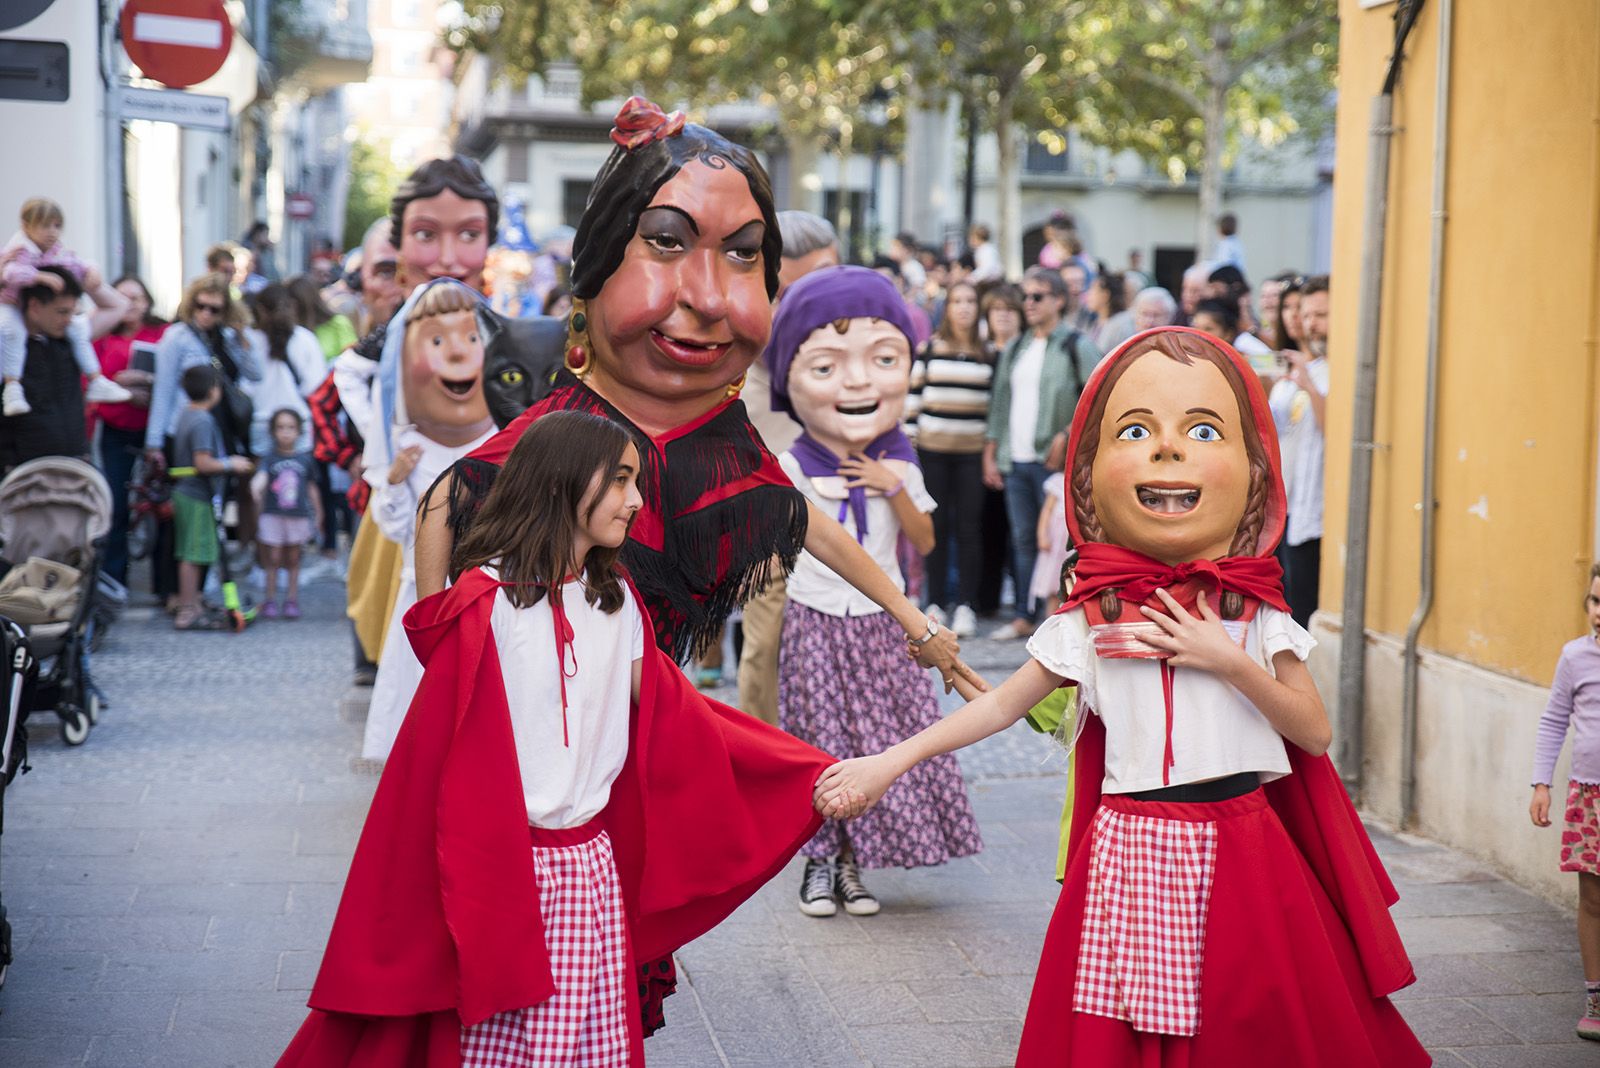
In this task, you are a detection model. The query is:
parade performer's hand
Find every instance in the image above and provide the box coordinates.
[813,777,867,820]
[906,621,961,675]
[388,444,423,485]
[815,754,901,819]
[944,659,992,701]
[1530,784,1553,828]
[1139,589,1250,676]
[838,452,901,494]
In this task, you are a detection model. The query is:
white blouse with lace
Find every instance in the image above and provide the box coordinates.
[1026,605,1315,794]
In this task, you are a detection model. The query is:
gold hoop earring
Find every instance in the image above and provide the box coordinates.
[724,372,746,399]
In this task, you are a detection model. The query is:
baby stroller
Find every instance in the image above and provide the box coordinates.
[0,457,112,745]
[0,614,35,988]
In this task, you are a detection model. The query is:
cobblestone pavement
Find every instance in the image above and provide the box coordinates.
[0,570,1595,1066]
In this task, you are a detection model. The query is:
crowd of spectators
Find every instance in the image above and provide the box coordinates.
[743,208,1333,659]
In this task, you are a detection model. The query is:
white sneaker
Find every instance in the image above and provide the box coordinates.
[951,604,978,638]
[2,380,30,416]
[925,604,948,627]
[987,619,1035,641]
[84,376,134,404]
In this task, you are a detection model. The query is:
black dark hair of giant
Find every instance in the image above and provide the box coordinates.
[570,124,782,302]
[388,155,501,252]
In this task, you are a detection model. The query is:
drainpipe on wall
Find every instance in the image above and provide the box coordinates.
[1336,0,1425,794]
[1399,0,1454,830]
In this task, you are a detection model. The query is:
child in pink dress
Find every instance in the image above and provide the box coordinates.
[1528,560,1600,1041]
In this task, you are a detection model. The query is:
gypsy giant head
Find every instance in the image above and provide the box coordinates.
[562,98,783,424]
[765,265,917,457]
[389,156,500,294]
[1066,327,1285,601]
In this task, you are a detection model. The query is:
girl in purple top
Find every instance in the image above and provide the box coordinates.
[1529,561,1600,1041]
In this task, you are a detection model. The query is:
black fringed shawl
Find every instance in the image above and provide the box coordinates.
[436,378,809,663]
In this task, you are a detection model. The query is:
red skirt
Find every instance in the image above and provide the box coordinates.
[1016,789,1429,1068]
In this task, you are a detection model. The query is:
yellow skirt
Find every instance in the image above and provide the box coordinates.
[346,515,404,664]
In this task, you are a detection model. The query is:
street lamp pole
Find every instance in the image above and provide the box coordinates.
[865,85,890,261]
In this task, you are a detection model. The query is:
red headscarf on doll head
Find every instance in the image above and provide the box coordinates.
[1063,326,1288,629]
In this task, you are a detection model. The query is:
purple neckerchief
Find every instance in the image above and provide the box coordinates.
[790,428,917,543]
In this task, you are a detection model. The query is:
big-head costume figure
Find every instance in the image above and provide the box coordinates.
[309,157,500,672]
[403,95,972,1042]
[358,279,499,763]
[1010,326,1427,1065]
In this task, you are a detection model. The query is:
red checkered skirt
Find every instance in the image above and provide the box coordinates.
[1016,789,1430,1067]
[1073,800,1219,1035]
[460,824,632,1068]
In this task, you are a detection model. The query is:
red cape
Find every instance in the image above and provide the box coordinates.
[1066,711,1415,999]
[278,568,832,1066]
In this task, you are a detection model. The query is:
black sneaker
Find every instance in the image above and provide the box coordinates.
[798,857,838,917]
[835,856,880,916]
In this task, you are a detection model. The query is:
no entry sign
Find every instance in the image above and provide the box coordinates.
[120,0,233,90]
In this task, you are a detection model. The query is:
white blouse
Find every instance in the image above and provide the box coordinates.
[485,567,645,829]
[1026,605,1314,794]
[779,450,936,618]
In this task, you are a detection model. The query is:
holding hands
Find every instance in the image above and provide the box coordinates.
[813,753,903,821]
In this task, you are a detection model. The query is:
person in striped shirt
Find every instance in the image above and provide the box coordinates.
[905,280,994,638]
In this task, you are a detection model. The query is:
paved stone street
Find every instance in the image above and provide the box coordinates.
[0,565,1595,1066]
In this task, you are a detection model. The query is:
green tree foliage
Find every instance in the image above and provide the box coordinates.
[1068,0,1337,249]
[343,137,403,251]
[444,0,1335,259]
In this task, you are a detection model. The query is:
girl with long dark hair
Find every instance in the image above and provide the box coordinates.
[278,410,837,1065]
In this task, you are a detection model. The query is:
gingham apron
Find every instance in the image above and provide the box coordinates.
[461,824,632,1067]
[1072,803,1220,1036]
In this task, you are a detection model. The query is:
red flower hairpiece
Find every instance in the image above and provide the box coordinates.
[610,95,687,150]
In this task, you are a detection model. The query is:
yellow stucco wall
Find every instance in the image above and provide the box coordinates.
[1323,0,1600,685]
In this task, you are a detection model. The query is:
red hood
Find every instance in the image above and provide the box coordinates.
[1063,326,1286,559]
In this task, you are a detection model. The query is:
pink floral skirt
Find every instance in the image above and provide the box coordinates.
[1560,781,1600,875]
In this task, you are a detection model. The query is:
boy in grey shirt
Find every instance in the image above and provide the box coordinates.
[171,364,252,630]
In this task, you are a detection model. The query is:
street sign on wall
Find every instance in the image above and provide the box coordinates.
[119,0,233,89]
[285,194,317,221]
[119,85,229,132]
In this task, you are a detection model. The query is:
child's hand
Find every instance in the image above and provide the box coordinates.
[1530,784,1553,827]
[388,445,423,485]
[813,782,865,820]
[1139,588,1250,678]
[814,754,902,819]
[82,265,103,292]
[838,453,900,495]
[34,270,63,293]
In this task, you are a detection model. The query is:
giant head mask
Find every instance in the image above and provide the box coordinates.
[765,265,917,458]
[479,313,565,428]
[389,156,499,295]
[559,98,782,432]
[1063,327,1285,642]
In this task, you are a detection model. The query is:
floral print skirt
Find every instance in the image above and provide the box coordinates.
[779,601,982,870]
[1560,780,1600,875]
